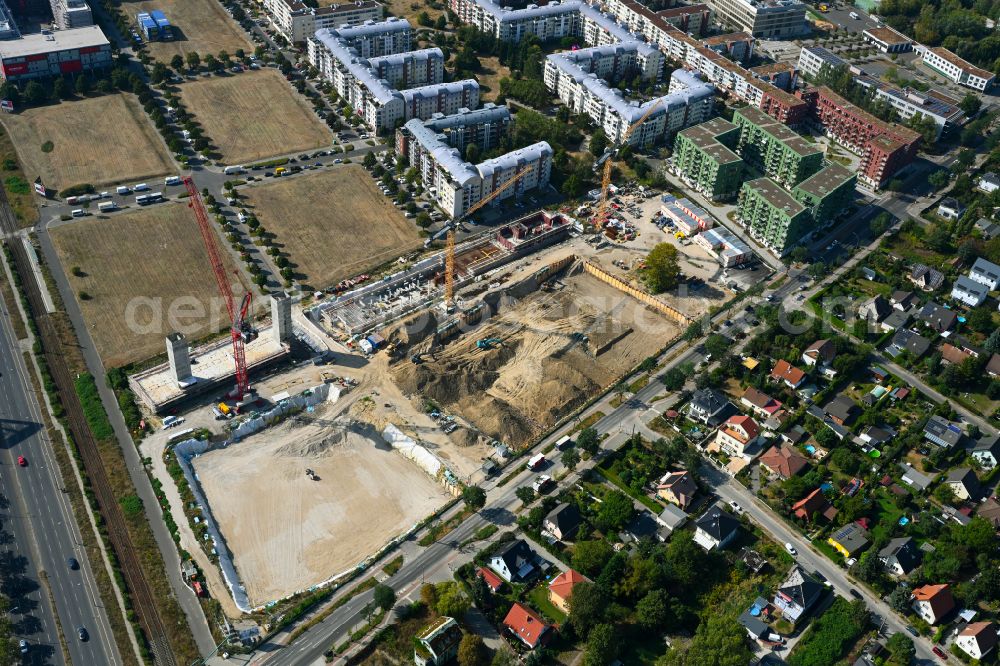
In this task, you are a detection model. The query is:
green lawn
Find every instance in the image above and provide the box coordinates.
[812,536,844,564]
[527,584,566,624]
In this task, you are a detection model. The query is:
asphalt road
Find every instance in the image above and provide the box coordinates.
[0,281,119,665]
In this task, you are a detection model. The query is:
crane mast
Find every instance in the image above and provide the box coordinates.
[593,99,663,226]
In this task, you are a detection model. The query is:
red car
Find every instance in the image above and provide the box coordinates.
[17,455,26,467]
[932,646,947,660]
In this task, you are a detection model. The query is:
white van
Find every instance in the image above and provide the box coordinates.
[849,11,859,18]
[116,186,131,195]
[134,183,150,192]
[71,209,86,217]
[164,176,181,186]
[224,165,244,175]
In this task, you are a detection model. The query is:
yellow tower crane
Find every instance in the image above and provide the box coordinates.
[593,98,664,227]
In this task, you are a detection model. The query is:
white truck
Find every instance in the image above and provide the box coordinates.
[164,176,182,186]
[98,201,117,212]
[224,165,245,175]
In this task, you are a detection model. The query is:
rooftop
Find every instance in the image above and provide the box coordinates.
[677,118,743,164]
[795,162,855,198]
[0,25,110,59]
[927,46,993,81]
[736,106,820,158]
[744,177,806,216]
[815,86,922,144]
[863,25,911,45]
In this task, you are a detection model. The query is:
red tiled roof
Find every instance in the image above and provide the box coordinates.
[724,414,760,442]
[912,584,956,619]
[792,488,837,521]
[960,621,999,654]
[759,445,809,478]
[503,603,549,648]
[771,359,806,386]
[742,386,783,415]
[548,569,587,603]
[477,567,503,592]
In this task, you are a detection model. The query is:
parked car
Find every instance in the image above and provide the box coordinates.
[17,455,26,466]
[932,646,947,660]
[784,543,797,556]
[728,500,743,514]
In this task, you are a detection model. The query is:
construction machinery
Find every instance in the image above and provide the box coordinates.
[476,337,503,350]
[184,177,257,399]
[592,99,664,227]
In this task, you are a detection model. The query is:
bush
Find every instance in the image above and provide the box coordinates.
[4,176,29,195]
[74,372,115,440]
[59,183,96,198]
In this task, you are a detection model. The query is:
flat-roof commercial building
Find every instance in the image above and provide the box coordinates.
[702,0,806,38]
[918,46,994,91]
[0,25,112,81]
[544,47,715,146]
[862,25,912,53]
[262,0,383,43]
[733,106,823,188]
[736,177,810,254]
[695,225,752,267]
[670,117,745,201]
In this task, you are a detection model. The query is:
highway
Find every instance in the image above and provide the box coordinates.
[0,268,120,665]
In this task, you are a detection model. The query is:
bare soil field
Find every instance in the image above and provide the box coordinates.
[49,203,247,367]
[385,0,445,22]
[0,94,173,192]
[392,268,682,448]
[178,70,330,164]
[127,0,252,61]
[242,166,423,289]
[474,56,510,102]
[193,404,449,606]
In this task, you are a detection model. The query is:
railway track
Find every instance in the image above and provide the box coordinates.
[0,197,176,665]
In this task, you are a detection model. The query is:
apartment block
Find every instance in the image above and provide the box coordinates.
[50,0,93,29]
[262,0,383,43]
[703,0,806,38]
[733,106,822,188]
[854,75,963,139]
[918,46,994,91]
[448,0,583,42]
[327,17,411,58]
[397,103,511,155]
[367,48,444,89]
[792,162,856,225]
[796,45,845,79]
[670,117,745,201]
[737,177,810,254]
[655,4,711,36]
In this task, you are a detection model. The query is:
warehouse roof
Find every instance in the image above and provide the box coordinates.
[0,25,110,59]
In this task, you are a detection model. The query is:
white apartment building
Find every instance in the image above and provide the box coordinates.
[400,80,480,120]
[368,48,444,89]
[701,0,805,38]
[796,45,845,78]
[326,17,411,58]
[545,47,714,145]
[262,0,383,43]
[918,46,994,91]
[50,0,93,29]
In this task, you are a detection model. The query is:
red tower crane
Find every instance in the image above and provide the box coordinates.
[184,177,257,399]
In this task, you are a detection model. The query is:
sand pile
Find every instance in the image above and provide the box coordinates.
[275,418,383,458]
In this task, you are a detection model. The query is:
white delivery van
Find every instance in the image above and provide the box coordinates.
[224,165,244,175]
[98,201,117,212]
[134,183,150,192]
[164,176,181,186]
[849,11,860,18]
[71,209,86,217]
[116,186,131,195]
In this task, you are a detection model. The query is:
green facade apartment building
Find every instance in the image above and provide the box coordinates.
[671,118,745,201]
[737,177,811,253]
[793,162,856,225]
[733,107,823,188]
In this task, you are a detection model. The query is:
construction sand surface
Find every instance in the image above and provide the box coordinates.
[392,269,682,448]
[193,406,449,606]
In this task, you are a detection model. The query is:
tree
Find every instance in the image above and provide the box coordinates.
[643,243,680,293]
[704,334,729,360]
[372,583,395,611]
[420,583,437,607]
[24,80,47,105]
[462,485,486,511]
[204,54,220,71]
[933,483,955,504]
[415,212,432,228]
[661,613,751,666]
[458,634,487,666]
[830,448,859,475]
[171,54,184,70]
[572,540,614,577]
[576,426,599,455]
[927,169,950,190]
[186,51,201,70]
[363,151,377,169]
[561,448,580,470]
[417,10,433,26]
[435,14,448,30]
[589,128,609,158]
[434,582,470,617]
[888,584,911,613]
[567,582,607,635]
[75,75,90,96]
[985,328,1000,354]
[959,93,982,117]
[636,589,670,630]
[595,490,633,532]
[584,624,618,666]
[885,632,914,665]
[851,550,882,584]
[515,486,535,504]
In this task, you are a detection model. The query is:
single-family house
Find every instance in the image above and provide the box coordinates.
[543,503,581,541]
[916,302,957,332]
[828,522,870,558]
[770,360,806,389]
[772,566,824,622]
[824,395,858,426]
[899,462,934,492]
[989,354,1000,378]
[414,617,464,666]
[976,497,1000,528]
[781,425,807,446]
[978,172,1000,193]
[738,600,771,641]
[656,503,689,532]
[888,328,931,359]
[970,257,1000,290]
[477,567,504,593]
[910,263,946,291]
[687,388,732,426]
[975,217,1000,239]
[878,537,921,576]
[891,290,918,310]
[489,539,538,583]
[792,488,837,522]
[693,504,740,551]
[657,470,698,510]
[880,308,912,332]
[956,622,998,660]
[741,387,783,419]
[503,603,551,649]
[802,339,836,368]
[860,425,894,446]
[548,569,587,614]
[911,584,955,625]
[939,343,973,366]
[759,445,809,479]
[924,415,963,448]
[951,275,989,307]
[858,295,892,323]
[945,467,980,501]
[713,414,762,458]
[972,436,1000,469]
[936,198,964,222]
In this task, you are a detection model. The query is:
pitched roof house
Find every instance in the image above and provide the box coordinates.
[972,435,1000,469]
[924,415,963,448]
[916,302,957,332]
[414,617,464,666]
[977,497,1000,529]
[548,569,587,614]
[824,395,858,426]
[770,359,806,389]
[740,386,783,418]
[890,290,918,310]
[911,584,955,625]
[951,275,989,307]
[909,263,945,290]
[657,470,698,510]
[858,294,892,322]
[503,603,551,649]
[878,537,921,576]
[693,504,740,551]
[477,567,504,593]
[792,488,837,522]
[543,503,581,541]
[759,445,809,479]
[687,388,732,426]
[956,622,998,660]
[988,354,1000,378]
[888,328,931,358]
[945,467,980,501]
[828,522,870,557]
[489,539,538,583]
[939,342,973,366]
[802,339,836,367]
[970,257,1000,290]
[772,566,824,622]
[713,414,761,458]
